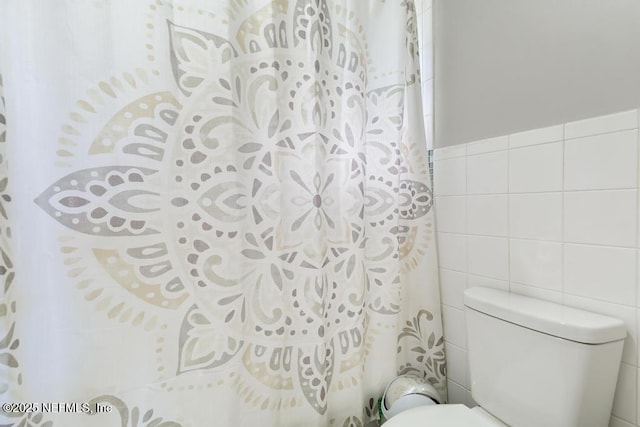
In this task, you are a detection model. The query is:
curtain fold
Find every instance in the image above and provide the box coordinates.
[0,1,445,426]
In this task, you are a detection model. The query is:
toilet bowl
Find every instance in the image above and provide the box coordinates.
[383,287,626,427]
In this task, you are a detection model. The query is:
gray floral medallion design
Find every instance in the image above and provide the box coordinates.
[0,73,23,427]
[32,0,444,423]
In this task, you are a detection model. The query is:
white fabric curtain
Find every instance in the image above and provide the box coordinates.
[0,1,444,426]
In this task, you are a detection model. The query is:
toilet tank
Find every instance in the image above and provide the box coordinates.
[464,287,626,427]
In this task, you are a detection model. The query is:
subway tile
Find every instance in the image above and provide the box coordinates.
[466,135,508,156]
[565,129,638,191]
[440,268,467,309]
[509,193,562,241]
[435,196,466,233]
[564,244,637,306]
[509,125,563,149]
[445,342,469,388]
[442,306,467,349]
[437,232,467,272]
[612,363,636,424]
[565,109,638,140]
[510,282,562,303]
[467,151,508,194]
[509,239,562,291]
[563,294,636,365]
[434,144,466,161]
[564,190,637,247]
[467,274,509,292]
[467,194,508,237]
[509,142,563,193]
[434,156,466,196]
[467,236,508,281]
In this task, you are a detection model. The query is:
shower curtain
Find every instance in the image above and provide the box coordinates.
[0,1,444,426]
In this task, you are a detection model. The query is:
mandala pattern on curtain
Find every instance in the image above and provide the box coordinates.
[0,74,20,403]
[2,1,445,426]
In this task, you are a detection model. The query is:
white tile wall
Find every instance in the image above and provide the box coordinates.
[433,109,640,424]
[444,342,469,388]
[509,141,563,193]
[564,130,638,191]
[564,190,637,247]
[509,239,563,290]
[509,124,563,149]
[466,195,508,237]
[564,110,638,140]
[467,235,509,280]
[612,416,636,427]
[437,232,467,272]
[442,306,467,348]
[509,282,562,303]
[434,157,466,196]
[509,193,562,241]
[440,268,467,309]
[467,151,508,194]
[564,244,636,306]
[466,274,508,291]
[435,196,466,233]
[466,135,508,155]
[614,363,637,424]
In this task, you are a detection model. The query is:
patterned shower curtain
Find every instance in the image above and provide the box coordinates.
[0,1,444,426]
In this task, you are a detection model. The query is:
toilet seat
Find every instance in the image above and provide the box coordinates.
[382,404,505,426]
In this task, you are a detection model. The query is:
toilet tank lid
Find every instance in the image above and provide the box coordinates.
[464,287,626,344]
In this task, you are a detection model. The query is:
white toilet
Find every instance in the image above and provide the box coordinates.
[385,287,627,427]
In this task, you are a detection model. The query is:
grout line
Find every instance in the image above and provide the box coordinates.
[506,236,563,244]
[446,377,471,393]
[441,231,639,249]
[510,281,562,295]
[437,231,468,237]
[442,303,465,313]
[563,126,639,142]
[562,240,637,251]
[444,340,467,353]
[440,266,509,285]
[563,290,637,310]
[561,187,640,194]
[509,138,564,150]
[439,266,467,275]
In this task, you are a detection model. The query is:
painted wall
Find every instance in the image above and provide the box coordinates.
[433,109,640,426]
[434,0,640,148]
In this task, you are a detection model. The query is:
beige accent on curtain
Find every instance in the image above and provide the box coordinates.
[0,1,444,426]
